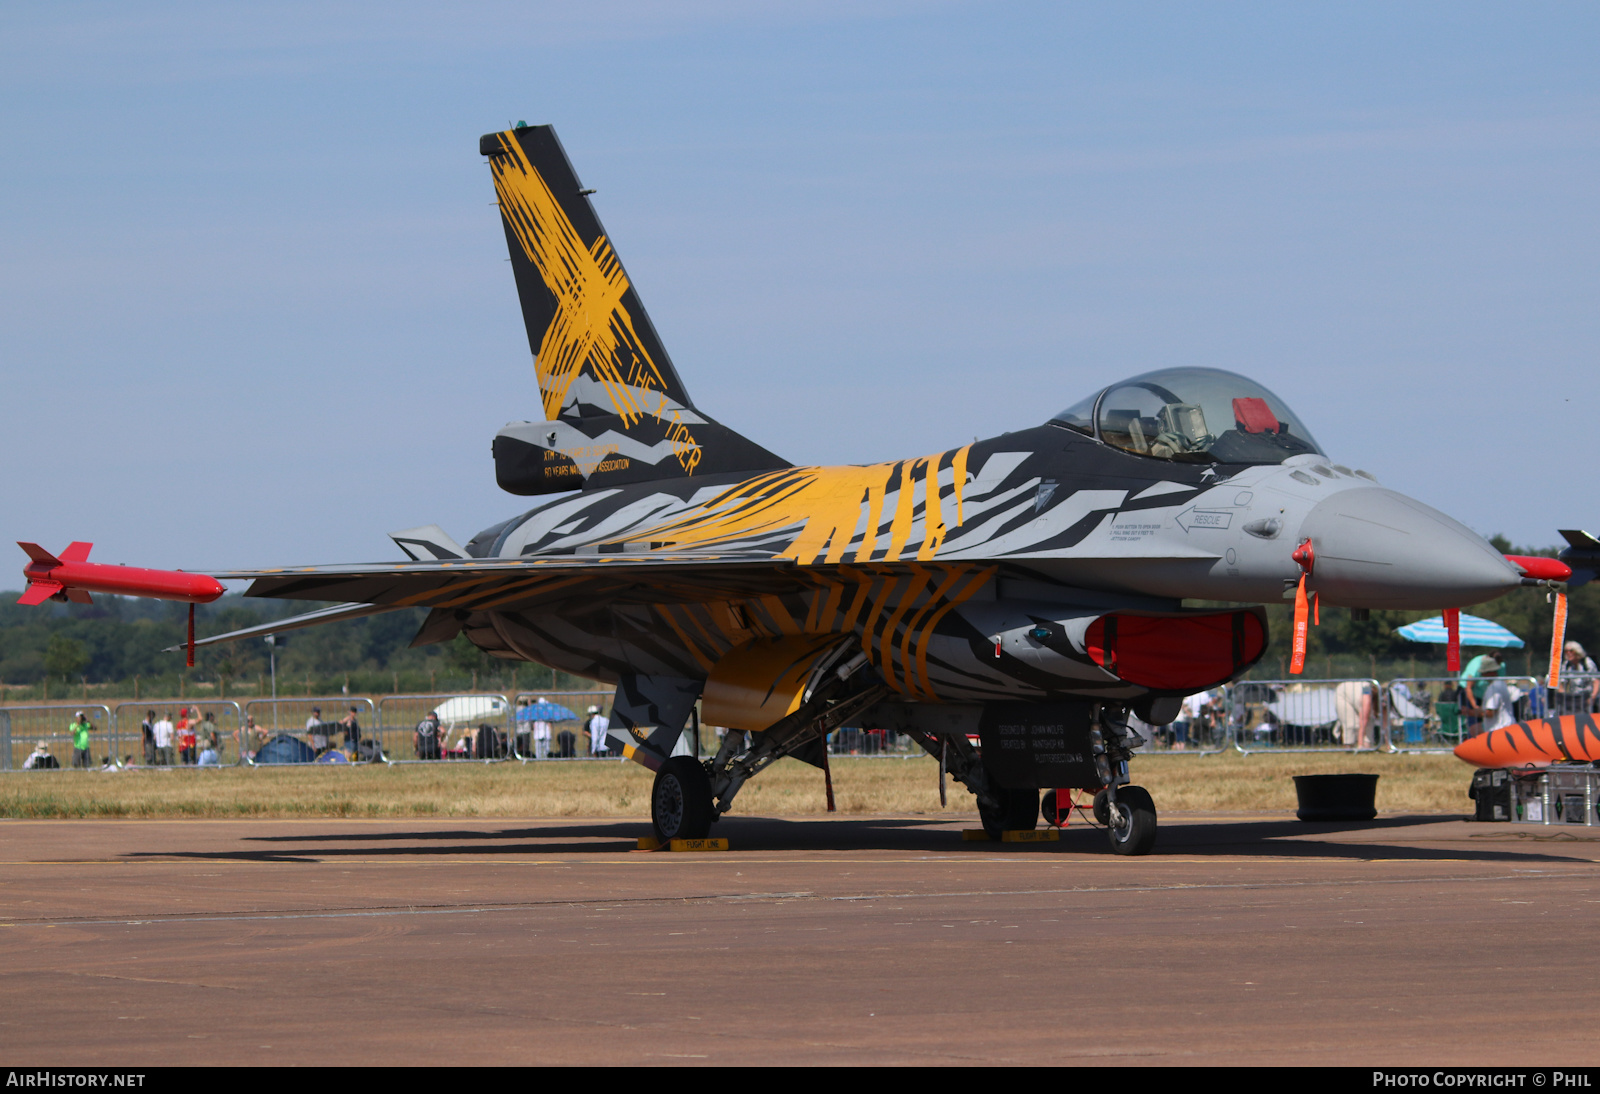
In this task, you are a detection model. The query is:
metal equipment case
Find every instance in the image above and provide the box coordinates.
[1473,765,1600,825]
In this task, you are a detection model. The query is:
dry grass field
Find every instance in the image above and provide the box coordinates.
[0,751,1473,819]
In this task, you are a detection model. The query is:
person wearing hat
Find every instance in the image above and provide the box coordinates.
[69,711,93,769]
[1559,641,1600,714]
[1478,656,1516,734]
[585,705,610,758]
[23,740,58,770]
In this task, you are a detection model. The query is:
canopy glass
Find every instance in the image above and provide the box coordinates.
[1051,367,1323,465]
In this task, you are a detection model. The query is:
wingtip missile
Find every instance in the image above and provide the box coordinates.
[15,541,225,606]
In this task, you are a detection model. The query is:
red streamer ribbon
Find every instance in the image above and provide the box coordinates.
[1290,573,1309,675]
[1444,608,1460,674]
[1549,592,1568,689]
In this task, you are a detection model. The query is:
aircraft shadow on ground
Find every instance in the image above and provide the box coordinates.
[112,813,1596,865]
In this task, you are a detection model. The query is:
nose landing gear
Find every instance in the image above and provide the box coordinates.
[1104,785,1157,855]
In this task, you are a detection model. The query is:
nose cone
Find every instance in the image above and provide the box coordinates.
[1299,488,1520,609]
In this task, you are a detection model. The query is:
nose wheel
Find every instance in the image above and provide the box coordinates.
[1105,785,1157,855]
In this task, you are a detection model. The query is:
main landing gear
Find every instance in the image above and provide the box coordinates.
[978,787,1040,841]
[651,756,715,842]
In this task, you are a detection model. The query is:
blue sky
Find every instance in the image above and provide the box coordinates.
[3,2,1596,573]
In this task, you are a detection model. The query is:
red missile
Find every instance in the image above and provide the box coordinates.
[1505,554,1572,582]
[16,542,224,606]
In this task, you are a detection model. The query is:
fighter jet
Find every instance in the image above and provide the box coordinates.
[20,125,1538,854]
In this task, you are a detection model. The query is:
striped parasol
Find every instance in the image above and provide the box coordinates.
[1396,614,1524,649]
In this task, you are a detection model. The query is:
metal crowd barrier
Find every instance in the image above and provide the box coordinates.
[114,700,244,767]
[0,703,114,771]
[1228,678,1383,754]
[243,696,377,765]
[376,693,512,763]
[4,668,1591,773]
[1547,672,1600,718]
[1130,692,1232,755]
[1383,675,1577,752]
[826,725,918,757]
[512,690,613,760]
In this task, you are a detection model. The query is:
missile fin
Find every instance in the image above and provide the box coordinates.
[64,588,94,604]
[17,581,62,606]
[17,542,60,566]
[59,542,93,563]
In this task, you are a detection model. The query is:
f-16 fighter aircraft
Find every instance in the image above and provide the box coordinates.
[20,125,1543,854]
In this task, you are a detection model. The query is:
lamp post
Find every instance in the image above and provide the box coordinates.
[265,635,279,731]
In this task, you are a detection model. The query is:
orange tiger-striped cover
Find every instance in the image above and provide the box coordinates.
[1454,714,1600,768]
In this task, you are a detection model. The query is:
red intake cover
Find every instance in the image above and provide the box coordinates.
[1085,610,1267,691]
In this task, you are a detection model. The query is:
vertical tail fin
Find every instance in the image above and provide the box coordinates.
[481,125,787,495]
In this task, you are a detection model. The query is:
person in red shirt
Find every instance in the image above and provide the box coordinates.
[176,707,197,765]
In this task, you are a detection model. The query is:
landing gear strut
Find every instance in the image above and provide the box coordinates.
[1095,704,1159,855]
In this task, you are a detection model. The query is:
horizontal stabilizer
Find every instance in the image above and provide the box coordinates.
[389,525,467,561]
[1558,528,1600,588]
[161,601,403,652]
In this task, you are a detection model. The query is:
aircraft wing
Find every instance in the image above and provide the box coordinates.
[213,553,813,617]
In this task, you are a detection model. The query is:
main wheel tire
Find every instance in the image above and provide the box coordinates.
[1092,789,1110,826]
[1040,789,1060,827]
[1006,787,1040,832]
[1106,785,1157,856]
[651,757,714,842]
[979,787,1040,840]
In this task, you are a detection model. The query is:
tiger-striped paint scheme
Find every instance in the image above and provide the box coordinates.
[199,124,1522,775]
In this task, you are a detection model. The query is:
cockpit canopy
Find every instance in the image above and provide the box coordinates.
[1051,367,1323,465]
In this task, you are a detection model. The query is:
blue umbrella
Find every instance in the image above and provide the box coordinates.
[1396,614,1524,649]
[516,701,578,722]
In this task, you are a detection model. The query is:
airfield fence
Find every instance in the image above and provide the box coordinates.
[1130,704,1231,755]
[4,673,1596,772]
[1548,672,1600,717]
[1225,678,1384,754]
[0,704,114,771]
[113,699,244,767]
[244,696,375,765]
[512,690,614,759]
[375,694,510,763]
[1381,676,1535,753]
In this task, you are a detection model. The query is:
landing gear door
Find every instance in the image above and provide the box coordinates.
[978,701,1099,790]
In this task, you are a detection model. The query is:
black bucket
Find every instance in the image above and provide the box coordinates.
[1293,773,1379,821]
